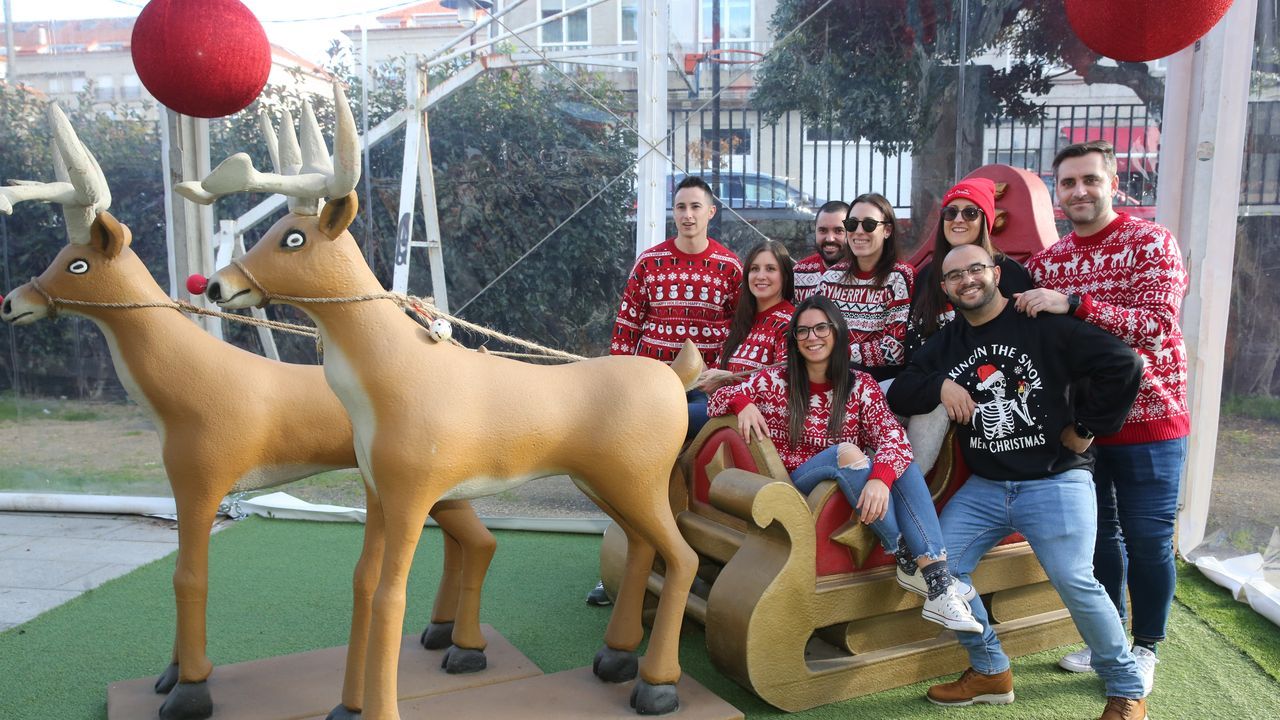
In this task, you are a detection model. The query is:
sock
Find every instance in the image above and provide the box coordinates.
[893,536,918,576]
[1133,639,1158,654]
[923,560,953,600]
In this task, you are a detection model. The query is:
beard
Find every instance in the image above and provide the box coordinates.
[818,241,844,263]
[948,279,998,312]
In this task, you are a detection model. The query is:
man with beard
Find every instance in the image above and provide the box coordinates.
[1015,141,1189,695]
[888,244,1149,720]
[793,200,851,302]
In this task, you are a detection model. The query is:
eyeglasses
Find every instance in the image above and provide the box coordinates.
[942,205,984,223]
[793,322,835,340]
[843,216,891,233]
[941,263,996,284]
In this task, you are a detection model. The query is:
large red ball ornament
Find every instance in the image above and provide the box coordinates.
[1065,0,1234,63]
[131,0,271,118]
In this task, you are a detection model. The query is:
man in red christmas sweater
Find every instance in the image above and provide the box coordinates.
[794,200,851,302]
[1015,140,1189,696]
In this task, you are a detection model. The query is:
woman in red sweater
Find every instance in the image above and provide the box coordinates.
[708,295,980,632]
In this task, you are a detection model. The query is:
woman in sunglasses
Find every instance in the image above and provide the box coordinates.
[904,178,1034,472]
[707,295,982,633]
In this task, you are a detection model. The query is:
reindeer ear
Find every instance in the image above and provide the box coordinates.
[319,192,359,240]
[90,211,132,258]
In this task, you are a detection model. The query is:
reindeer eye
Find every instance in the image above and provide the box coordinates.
[68,259,90,275]
[281,231,307,249]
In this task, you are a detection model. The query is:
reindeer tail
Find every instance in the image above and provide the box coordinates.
[669,339,705,392]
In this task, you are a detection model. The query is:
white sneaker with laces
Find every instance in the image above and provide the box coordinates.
[896,565,976,601]
[1132,645,1158,696]
[921,585,984,633]
[1058,646,1093,673]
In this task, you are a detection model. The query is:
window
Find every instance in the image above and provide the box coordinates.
[121,74,142,101]
[540,0,590,49]
[700,128,751,156]
[620,0,638,44]
[700,0,753,44]
[95,75,115,101]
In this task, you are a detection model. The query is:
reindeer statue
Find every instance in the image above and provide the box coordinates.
[0,105,497,720]
[187,84,700,720]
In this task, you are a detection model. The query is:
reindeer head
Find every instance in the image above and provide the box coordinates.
[194,84,368,310]
[0,104,152,326]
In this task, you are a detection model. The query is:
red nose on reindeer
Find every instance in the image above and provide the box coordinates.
[186,274,209,296]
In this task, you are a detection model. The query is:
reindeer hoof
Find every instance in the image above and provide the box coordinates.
[159,680,212,720]
[592,646,638,683]
[325,703,361,720]
[630,679,680,716]
[441,645,487,674]
[421,621,454,650]
[154,662,179,694]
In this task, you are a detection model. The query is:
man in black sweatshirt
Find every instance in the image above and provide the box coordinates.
[887,244,1148,720]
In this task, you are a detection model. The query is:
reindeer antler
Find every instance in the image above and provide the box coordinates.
[0,103,111,245]
[176,83,360,216]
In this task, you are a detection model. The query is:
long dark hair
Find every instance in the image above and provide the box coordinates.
[785,295,852,444]
[909,203,1006,340]
[843,192,898,288]
[721,240,795,369]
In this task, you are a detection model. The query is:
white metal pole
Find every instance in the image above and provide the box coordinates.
[1159,0,1259,555]
[636,0,669,256]
[391,63,423,295]
[416,66,449,312]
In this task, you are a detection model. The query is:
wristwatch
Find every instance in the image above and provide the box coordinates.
[1067,293,1082,317]
[1073,421,1094,440]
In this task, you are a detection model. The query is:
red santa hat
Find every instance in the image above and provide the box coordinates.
[976,364,1005,390]
[941,177,997,233]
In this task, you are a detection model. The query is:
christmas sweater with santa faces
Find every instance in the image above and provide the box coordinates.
[887,301,1142,482]
[707,366,913,487]
[722,301,794,374]
[1025,213,1189,445]
[611,237,743,366]
[792,255,915,382]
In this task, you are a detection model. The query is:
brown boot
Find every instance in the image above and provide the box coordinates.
[926,667,1014,706]
[1099,696,1148,719]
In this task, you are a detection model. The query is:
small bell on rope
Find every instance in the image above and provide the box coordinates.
[428,318,453,344]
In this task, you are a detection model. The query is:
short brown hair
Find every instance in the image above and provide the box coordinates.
[1053,140,1118,177]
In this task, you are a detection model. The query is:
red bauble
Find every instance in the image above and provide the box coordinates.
[1065,0,1234,62]
[131,0,271,118]
[186,274,209,295]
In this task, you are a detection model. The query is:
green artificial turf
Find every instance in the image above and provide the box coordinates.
[1174,558,1280,682]
[1,518,1278,719]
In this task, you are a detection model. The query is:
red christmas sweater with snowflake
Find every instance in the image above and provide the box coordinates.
[793,254,915,380]
[1025,213,1189,445]
[707,366,913,486]
[611,237,743,366]
[722,300,794,373]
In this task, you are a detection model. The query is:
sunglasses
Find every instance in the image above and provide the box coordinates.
[942,205,984,223]
[794,322,835,340]
[843,216,891,233]
[941,263,996,284]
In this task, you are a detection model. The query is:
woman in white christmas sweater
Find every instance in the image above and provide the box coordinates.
[707,295,981,632]
[837,193,915,383]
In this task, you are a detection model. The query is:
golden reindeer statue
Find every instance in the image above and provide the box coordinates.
[188,84,700,720]
[0,105,497,720]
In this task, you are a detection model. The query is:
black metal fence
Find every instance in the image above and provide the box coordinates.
[1244,100,1280,209]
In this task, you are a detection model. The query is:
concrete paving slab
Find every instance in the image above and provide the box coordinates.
[57,564,139,592]
[5,535,177,565]
[0,533,33,553]
[0,557,108,589]
[0,512,140,540]
[0,622,15,633]
[98,519,179,543]
[0,587,82,625]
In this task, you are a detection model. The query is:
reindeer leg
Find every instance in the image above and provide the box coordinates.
[158,486,219,720]
[328,474,385,720]
[429,500,495,674]
[420,503,463,651]
[585,501,643,684]
[154,639,179,694]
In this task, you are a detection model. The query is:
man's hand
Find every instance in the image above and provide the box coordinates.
[856,478,890,524]
[737,403,769,444]
[941,379,977,424]
[1060,425,1094,454]
[695,368,736,393]
[1014,288,1070,317]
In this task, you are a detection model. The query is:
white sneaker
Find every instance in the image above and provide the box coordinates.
[1059,646,1093,673]
[922,585,984,633]
[1132,645,1158,696]
[896,565,976,601]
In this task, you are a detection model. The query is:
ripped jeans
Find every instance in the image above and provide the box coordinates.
[790,445,946,561]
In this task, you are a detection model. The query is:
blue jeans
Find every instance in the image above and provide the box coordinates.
[686,389,709,441]
[941,470,1143,699]
[1093,437,1188,645]
[791,448,945,561]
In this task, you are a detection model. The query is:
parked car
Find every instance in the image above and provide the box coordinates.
[669,172,826,221]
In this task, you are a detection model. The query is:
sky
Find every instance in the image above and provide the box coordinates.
[4,0,420,64]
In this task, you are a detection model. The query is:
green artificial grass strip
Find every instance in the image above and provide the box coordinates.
[1174,558,1280,682]
[2,518,1278,719]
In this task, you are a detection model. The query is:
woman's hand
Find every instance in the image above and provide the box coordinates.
[856,478,890,524]
[696,368,736,393]
[736,403,769,444]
